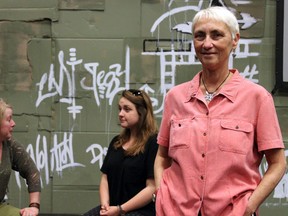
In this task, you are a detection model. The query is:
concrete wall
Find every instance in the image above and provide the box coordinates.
[0,0,287,215]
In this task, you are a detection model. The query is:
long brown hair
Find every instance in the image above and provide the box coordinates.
[114,89,158,156]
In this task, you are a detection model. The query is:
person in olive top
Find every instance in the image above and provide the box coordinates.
[83,89,158,216]
[0,98,41,216]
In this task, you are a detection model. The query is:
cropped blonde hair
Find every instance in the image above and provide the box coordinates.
[192,6,239,39]
[0,98,12,126]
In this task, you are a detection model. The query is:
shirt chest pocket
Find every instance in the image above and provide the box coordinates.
[219,120,253,154]
[170,118,195,149]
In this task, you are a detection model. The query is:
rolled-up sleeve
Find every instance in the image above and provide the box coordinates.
[11,139,41,193]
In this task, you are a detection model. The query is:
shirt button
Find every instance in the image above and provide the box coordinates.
[200,176,204,180]
[206,112,209,116]
[203,132,207,136]
[235,125,239,129]
[202,153,205,158]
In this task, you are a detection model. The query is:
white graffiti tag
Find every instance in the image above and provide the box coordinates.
[36,47,131,119]
[86,144,108,168]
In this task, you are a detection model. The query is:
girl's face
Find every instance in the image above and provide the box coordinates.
[193,18,239,70]
[118,97,140,130]
[0,108,16,141]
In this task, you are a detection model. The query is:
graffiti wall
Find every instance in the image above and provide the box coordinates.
[0,0,287,215]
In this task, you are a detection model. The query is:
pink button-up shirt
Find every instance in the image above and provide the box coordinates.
[156,70,284,216]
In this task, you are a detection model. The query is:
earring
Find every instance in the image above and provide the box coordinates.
[232,50,236,58]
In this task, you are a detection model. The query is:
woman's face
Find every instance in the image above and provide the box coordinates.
[193,18,239,70]
[0,108,16,141]
[118,97,140,130]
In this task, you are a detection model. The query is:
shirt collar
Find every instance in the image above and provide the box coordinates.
[184,69,242,103]
[184,73,201,102]
[220,69,242,103]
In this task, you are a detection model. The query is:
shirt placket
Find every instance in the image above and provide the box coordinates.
[198,108,210,207]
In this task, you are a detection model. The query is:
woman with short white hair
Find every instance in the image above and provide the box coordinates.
[154,6,286,216]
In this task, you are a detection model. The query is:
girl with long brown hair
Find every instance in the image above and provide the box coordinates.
[84,89,158,216]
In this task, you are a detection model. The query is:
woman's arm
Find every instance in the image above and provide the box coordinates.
[100,178,156,216]
[245,148,287,215]
[99,173,110,211]
[154,145,172,189]
[29,191,41,206]
[10,139,41,215]
[20,192,40,215]
[120,178,156,213]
